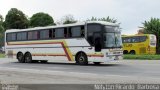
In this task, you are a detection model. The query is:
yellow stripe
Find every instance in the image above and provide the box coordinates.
[62,40,74,61]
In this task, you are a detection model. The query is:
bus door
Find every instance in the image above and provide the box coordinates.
[93,33,102,52]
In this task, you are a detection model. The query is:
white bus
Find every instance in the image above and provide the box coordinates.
[5,21,123,65]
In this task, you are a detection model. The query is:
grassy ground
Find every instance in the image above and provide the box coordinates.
[0,53,5,58]
[124,54,160,60]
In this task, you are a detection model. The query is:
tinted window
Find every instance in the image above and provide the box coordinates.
[7,33,16,41]
[17,32,27,41]
[132,37,139,42]
[139,36,147,42]
[40,30,49,39]
[28,31,39,40]
[55,28,64,38]
[87,24,101,45]
[122,36,147,43]
[87,24,101,33]
[71,27,81,37]
[68,26,85,37]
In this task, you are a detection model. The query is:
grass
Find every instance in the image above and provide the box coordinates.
[0,53,5,58]
[124,54,160,60]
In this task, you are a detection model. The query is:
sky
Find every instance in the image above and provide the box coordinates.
[0,0,160,35]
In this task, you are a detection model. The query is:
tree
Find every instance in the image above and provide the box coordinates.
[57,14,77,25]
[30,12,55,27]
[0,14,4,32]
[87,16,117,23]
[0,14,4,47]
[142,18,160,54]
[4,8,29,29]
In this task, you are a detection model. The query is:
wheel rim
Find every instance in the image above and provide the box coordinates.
[18,53,23,61]
[79,56,85,62]
[25,54,31,63]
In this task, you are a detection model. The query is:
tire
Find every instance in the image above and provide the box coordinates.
[130,51,136,55]
[17,52,25,63]
[24,53,32,63]
[94,62,101,65]
[40,60,48,63]
[76,53,88,65]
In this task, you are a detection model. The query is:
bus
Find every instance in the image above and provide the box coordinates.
[5,21,123,65]
[122,34,156,55]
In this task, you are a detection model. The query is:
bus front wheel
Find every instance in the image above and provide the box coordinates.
[76,52,88,65]
[24,52,32,63]
[17,52,25,63]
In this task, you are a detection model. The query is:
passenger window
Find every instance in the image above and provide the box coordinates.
[71,27,81,37]
[40,30,49,39]
[55,28,64,38]
[7,33,16,41]
[68,26,85,37]
[28,31,39,40]
[17,32,27,40]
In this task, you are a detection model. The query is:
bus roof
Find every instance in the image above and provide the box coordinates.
[5,21,119,33]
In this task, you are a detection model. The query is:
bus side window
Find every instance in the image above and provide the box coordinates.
[68,26,84,38]
[40,30,49,39]
[55,28,64,38]
[28,31,39,40]
[7,33,16,41]
[71,27,81,37]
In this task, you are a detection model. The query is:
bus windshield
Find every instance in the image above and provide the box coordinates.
[103,26,122,48]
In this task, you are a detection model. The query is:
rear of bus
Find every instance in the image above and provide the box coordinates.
[122,34,156,55]
[148,34,156,54]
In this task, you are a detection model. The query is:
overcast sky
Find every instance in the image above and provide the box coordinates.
[0,0,160,34]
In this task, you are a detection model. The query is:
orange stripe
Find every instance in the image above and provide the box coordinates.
[7,41,73,61]
[87,55,104,57]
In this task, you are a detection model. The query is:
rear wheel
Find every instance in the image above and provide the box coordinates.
[130,50,136,55]
[24,53,32,63]
[76,53,88,65]
[17,52,25,63]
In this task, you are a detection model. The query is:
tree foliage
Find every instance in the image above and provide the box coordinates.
[0,14,4,47]
[87,16,117,23]
[0,14,4,32]
[57,15,77,25]
[143,18,160,54]
[63,15,77,24]
[30,12,55,27]
[4,8,29,29]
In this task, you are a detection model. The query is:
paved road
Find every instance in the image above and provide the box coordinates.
[0,58,160,89]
